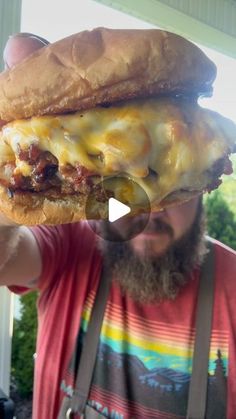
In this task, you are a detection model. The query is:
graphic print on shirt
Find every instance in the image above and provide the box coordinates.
[61,290,228,419]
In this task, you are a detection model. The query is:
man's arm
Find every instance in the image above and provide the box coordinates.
[0,34,51,288]
[0,216,42,287]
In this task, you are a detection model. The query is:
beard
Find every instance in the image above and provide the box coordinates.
[98,199,207,303]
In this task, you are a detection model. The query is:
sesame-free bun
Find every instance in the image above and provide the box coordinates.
[0,186,89,225]
[0,184,201,226]
[0,27,216,122]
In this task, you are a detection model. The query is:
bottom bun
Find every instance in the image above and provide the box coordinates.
[0,187,89,225]
[0,186,201,226]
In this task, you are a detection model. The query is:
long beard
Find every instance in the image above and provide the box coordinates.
[98,201,207,303]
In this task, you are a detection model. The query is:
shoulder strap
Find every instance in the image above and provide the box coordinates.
[71,264,110,415]
[186,239,215,419]
[58,264,110,419]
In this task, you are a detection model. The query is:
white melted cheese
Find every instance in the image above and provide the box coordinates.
[0,98,235,205]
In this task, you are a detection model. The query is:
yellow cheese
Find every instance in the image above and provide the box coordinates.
[14,160,32,177]
[0,97,235,204]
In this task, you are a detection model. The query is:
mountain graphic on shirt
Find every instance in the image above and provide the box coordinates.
[91,341,227,418]
[95,341,190,391]
[139,367,190,390]
[67,329,227,417]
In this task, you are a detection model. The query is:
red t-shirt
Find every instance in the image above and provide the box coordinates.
[11,222,236,418]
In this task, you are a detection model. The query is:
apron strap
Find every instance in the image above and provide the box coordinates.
[58,264,111,419]
[186,238,215,419]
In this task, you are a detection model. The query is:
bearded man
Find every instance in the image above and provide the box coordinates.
[1,33,236,419]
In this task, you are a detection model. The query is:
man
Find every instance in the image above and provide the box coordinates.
[1,33,236,419]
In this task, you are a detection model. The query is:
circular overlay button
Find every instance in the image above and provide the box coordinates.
[86,176,150,241]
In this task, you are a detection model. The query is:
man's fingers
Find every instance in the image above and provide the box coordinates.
[3,33,49,69]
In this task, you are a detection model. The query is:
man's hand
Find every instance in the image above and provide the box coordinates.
[3,32,49,69]
[0,33,49,286]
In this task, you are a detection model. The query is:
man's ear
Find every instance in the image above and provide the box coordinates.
[3,33,49,69]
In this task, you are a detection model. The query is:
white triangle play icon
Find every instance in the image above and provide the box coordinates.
[108,198,131,222]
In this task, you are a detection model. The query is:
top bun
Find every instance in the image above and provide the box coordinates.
[0,27,216,122]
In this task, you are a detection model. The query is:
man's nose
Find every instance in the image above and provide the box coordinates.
[148,209,166,221]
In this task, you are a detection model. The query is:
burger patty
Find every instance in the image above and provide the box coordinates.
[0,143,232,202]
[0,144,112,202]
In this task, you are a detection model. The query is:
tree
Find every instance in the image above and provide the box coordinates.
[11,292,38,397]
[204,190,236,250]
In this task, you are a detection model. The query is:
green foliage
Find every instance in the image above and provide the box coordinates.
[204,190,236,250]
[217,154,236,217]
[11,292,38,397]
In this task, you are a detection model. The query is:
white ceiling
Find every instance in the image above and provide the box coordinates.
[157,0,236,37]
[95,0,236,58]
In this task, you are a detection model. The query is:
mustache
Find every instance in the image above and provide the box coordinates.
[98,215,174,242]
[132,217,174,237]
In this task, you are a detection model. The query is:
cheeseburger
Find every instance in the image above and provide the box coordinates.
[0,27,235,225]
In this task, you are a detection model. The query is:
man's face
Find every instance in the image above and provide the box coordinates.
[109,196,201,257]
[98,196,207,303]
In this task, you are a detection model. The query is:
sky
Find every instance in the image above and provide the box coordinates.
[21,0,154,39]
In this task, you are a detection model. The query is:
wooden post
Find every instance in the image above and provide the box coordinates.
[0,288,14,395]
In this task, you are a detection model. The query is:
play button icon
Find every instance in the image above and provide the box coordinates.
[86,176,151,241]
[108,198,131,222]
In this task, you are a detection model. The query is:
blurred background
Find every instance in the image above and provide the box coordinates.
[0,1,235,417]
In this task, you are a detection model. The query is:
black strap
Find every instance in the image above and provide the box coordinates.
[58,264,110,419]
[186,239,215,419]
[74,264,110,416]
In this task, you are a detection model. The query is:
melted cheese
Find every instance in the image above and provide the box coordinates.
[0,98,235,205]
